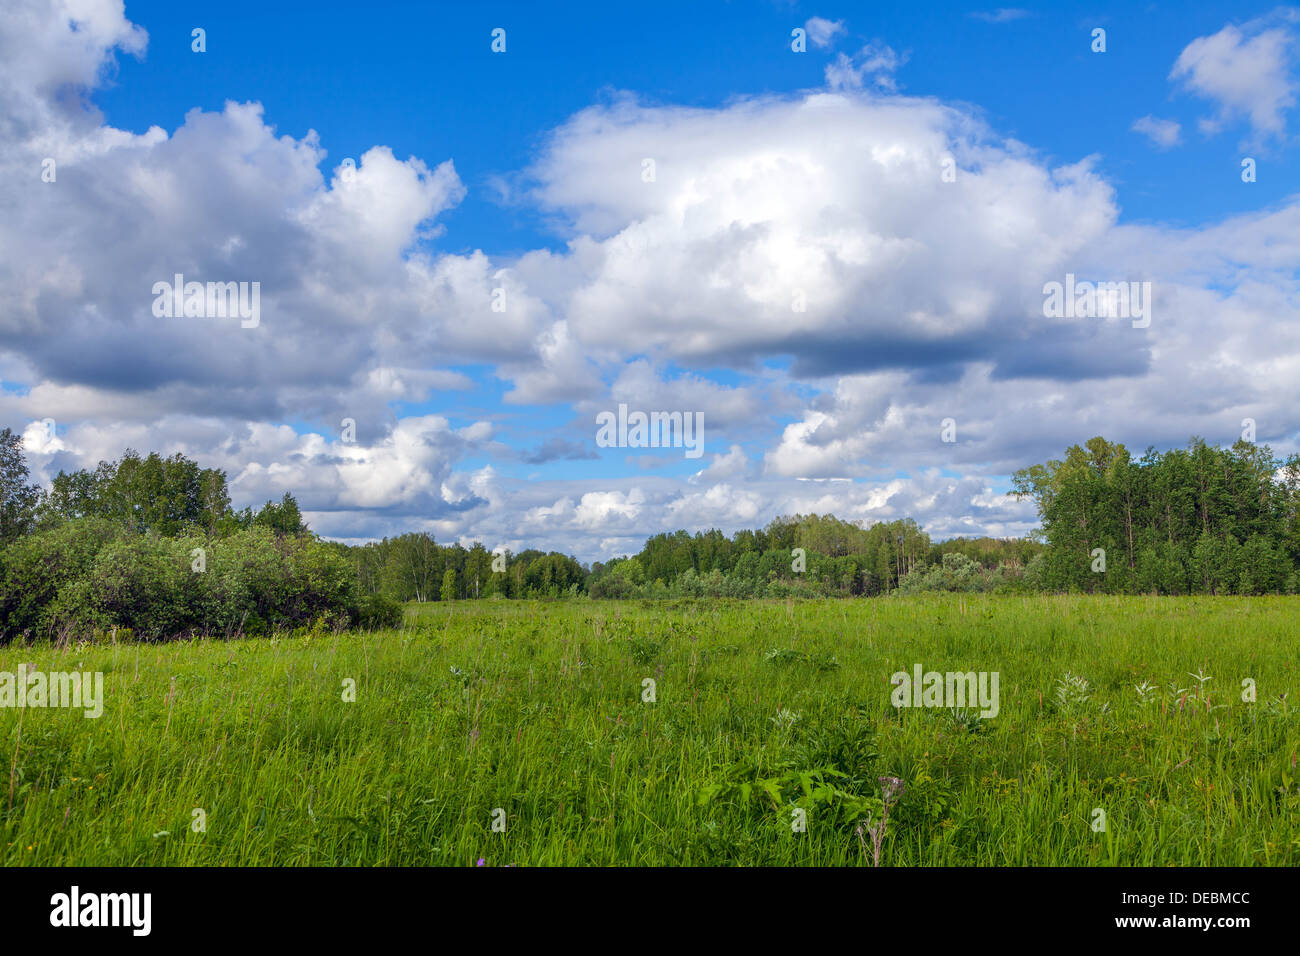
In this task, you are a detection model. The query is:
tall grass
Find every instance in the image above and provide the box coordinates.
[1,595,1296,865]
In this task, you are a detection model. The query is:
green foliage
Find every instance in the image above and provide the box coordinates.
[0,521,363,642]
[895,552,1023,593]
[698,764,883,830]
[356,593,404,630]
[582,515,1040,599]
[5,429,1298,628]
[251,492,308,535]
[350,533,583,601]
[74,536,197,640]
[44,449,233,536]
[608,515,940,598]
[0,517,125,638]
[5,595,1292,866]
[0,427,41,543]
[1012,437,1300,594]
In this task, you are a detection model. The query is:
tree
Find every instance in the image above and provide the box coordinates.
[464,543,491,598]
[253,492,307,535]
[44,450,235,536]
[1012,436,1299,594]
[199,469,233,536]
[441,568,457,602]
[0,427,41,543]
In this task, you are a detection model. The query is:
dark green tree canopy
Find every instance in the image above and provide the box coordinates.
[46,449,233,536]
[1011,436,1300,594]
[0,427,41,543]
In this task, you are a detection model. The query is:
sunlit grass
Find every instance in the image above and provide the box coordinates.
[1,595,1296,865]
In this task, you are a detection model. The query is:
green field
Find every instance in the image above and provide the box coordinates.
[1,595,1297,866]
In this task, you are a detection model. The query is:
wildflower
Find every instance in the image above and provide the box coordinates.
[476,858,486,867]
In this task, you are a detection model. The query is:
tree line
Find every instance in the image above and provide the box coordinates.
[0,430,398,642]
[1,427,1297,641]
[582,515,1038,598]
[1011,436,1300,594]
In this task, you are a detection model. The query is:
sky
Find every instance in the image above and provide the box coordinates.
[2,0,1298,561]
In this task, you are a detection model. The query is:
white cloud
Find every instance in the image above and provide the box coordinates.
[499,320,603,405]
[804,17,845,49]
[968,9,1031,24]
[529,92,1115,369]
[299,145,464,270]
[598,360,764,430]
[361,366,473,402]
[1131,115,1182,148]
[825,42,907,92]
[574,489,645,529]
[691,444,750,484]
[1170,13,1299,140]
[3,0,1299,564]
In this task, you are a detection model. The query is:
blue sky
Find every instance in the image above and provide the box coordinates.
[2,0,1298,559]
[94,0,1293,237]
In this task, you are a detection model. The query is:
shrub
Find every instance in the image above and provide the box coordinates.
[0,518,124,641]
[357,593,404,630]
[895,553,1006,594]
[0,520,366,642]
[78,536,197,639]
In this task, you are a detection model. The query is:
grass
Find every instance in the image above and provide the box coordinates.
[1,594,1297,866]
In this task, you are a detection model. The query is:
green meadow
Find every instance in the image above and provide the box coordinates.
[1,595,1296,866]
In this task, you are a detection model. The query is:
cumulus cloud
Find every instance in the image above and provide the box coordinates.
[16,411,493,523]
[594,360,765,431]
[0,0,147,155]
[529,93,1117,380]
[3,1,1299,564]
[690,444,750,484]
[1170,12,1299,140]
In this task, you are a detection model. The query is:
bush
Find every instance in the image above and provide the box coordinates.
[356,593,404,630]
[77,536,197,639]
[895,553,1006,594]
[0,520,367,643]
[0,518,124,641]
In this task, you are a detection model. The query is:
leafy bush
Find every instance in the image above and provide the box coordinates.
[76,536,197,639]
[0,520,369,643]
[895,553,999,594]
[356,593,404,630]
[0,518,125,640]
